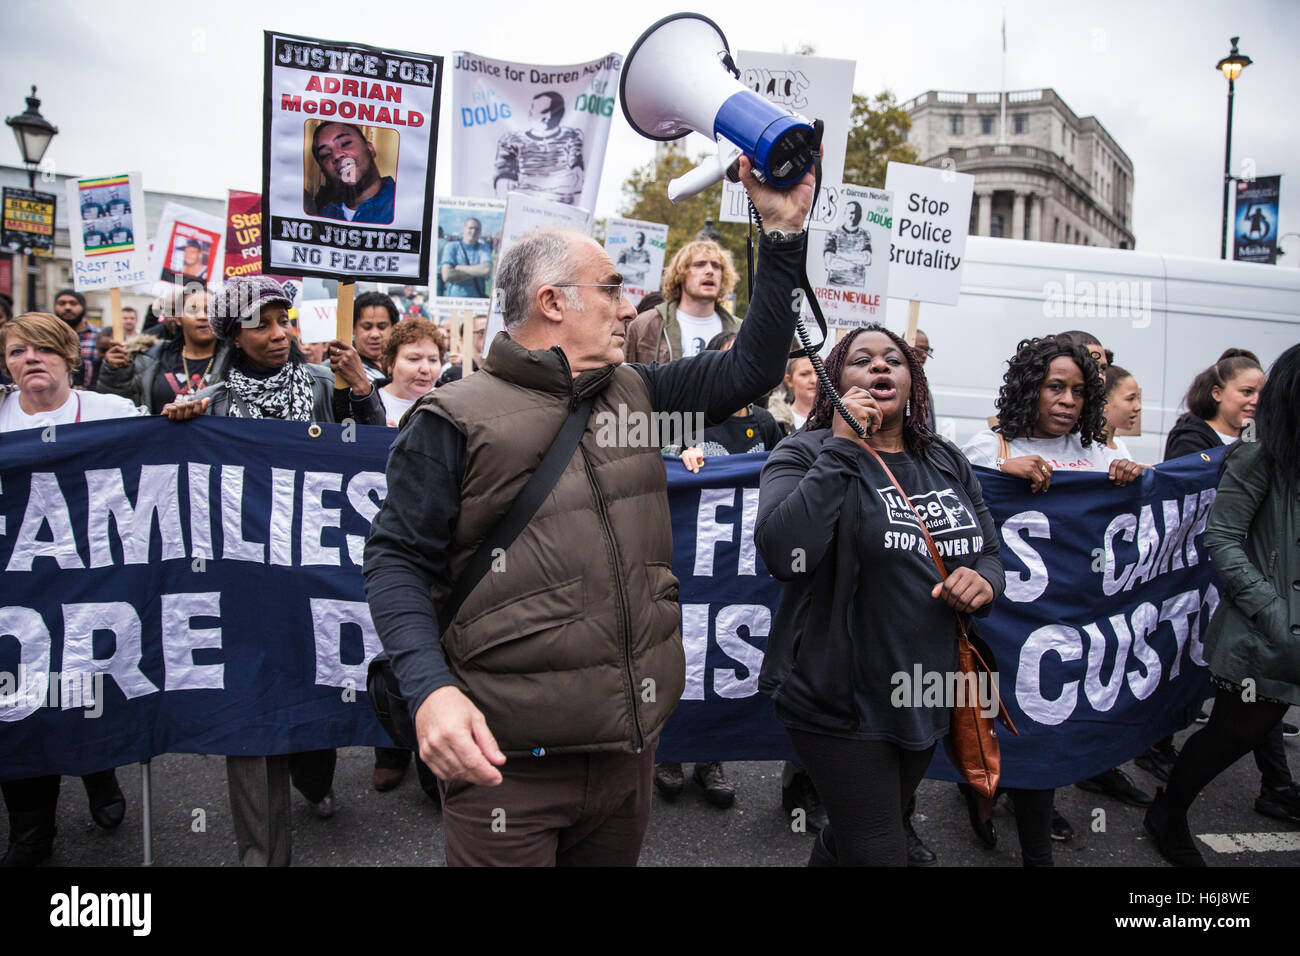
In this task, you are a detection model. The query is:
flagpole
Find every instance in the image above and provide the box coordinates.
[1000,7,1007,145]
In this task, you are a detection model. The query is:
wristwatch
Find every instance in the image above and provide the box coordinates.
[764,228,804,241]
[994,457,1006,471]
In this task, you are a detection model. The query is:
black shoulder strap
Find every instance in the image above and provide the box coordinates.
[437,395,595,632]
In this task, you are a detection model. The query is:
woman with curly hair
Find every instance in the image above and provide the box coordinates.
[963,334,1144,490]
[756,325,1005,865]
[1147,344,1300,866]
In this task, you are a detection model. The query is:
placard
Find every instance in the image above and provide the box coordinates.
[805,184,892,328]
[2,187,57,258]
[435,195,505,312]
[263,31,443,283]
[604,217,667,304]
[719,51,855,224]
[149,201,224,287]
[883,161,974,306]
[1233,175,1281,265]
[66,172,149,291]
[451,50,620,213]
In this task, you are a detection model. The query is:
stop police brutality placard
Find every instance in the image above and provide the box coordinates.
[262,31,443,283]
[884,161,974,306]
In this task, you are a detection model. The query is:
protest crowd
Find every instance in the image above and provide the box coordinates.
[2,25,1298,872]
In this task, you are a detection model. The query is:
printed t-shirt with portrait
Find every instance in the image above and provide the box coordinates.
[675,307,722,359]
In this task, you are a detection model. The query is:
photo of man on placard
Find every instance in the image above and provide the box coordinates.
[306,121,397,224]
[822,199,871,287]
[617,230,652,286]
[162,236,210,283]
[492,91,585,206]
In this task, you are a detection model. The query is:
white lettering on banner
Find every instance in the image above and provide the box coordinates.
[220,466,265,563]
[0,607,52,721]
[301,472,343,566]
[161,592,224,692]
[269,468,296,566]
[310,599,381,689]
[85,466,186,567]
[713,605,768,699]
[738,488,759,576]
[1000,510,1050,602]
[681,604,709,700]
[345,472,386,565]
[1099,493,1215,595]
[60,602,159,700]
[8,473,84,571]
[187,463,213,559]
[694,489,736,578]
[1017,587,1213,724]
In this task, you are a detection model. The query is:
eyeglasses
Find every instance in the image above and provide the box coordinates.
[914,346,935,358]
[552,282,627,303]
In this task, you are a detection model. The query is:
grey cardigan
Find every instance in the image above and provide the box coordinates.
[1202,440,1300,705]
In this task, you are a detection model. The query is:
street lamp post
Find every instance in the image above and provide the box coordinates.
[1216,38,1251,260]
[5,85,59,311]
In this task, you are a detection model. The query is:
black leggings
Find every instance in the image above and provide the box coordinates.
[1165,689,1290,813]
[787,729,934,866]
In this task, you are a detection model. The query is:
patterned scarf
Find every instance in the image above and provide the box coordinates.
[225,360,315,421]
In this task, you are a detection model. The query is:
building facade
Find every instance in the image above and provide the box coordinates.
[903,89,1135,249]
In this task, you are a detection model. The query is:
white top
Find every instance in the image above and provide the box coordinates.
[379,387,418,425]
[1110,436,1134,462]
[1213,428,1236,445]
[0,388,140,433]
[791,409,808,430]
[961,430,1123,474]
[675,305,723,359]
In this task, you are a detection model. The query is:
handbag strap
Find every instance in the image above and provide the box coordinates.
[997,432,1010,461]
[437,395,596,632]
[861,443,1018,734]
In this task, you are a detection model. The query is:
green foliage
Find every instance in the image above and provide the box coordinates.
[843,90,919,188]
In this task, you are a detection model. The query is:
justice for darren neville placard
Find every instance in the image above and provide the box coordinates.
[263,31,443,284]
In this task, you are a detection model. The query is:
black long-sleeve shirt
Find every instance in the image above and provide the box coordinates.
[363,233,808,718]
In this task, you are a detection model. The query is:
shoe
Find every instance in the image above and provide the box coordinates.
[83,769,126,830]
[1,809,56,867]
[958,783,997,849]
[1050,806,1074,842]
[1134,743,1177,783]
[653,762,684,800]
[781,769,830,833]
[1144,788,1206,867]
[808,826,837,867]
[1284,722,1299,738]
[309,790,336,819]
[903,815,937,865]
[1194,708,1211,724]
[372,766,406,792]
[1076,768,1153,808]
[1255,785,1300,823]
[693,761,735,808]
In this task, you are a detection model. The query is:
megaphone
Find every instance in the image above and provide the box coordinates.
[621,12,818,203]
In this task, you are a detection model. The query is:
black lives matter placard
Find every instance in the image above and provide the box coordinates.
[262,31,443,282]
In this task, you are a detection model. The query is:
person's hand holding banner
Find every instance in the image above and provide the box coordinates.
[161,396,211,421]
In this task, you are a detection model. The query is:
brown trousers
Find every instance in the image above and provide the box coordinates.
[440,748,655,866]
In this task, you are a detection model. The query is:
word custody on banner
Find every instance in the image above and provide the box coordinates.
[263,31,443,283]
[719,52,855,224]
[451,51,621,213]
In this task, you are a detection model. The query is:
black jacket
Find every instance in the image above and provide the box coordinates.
[755,429,1004,735]
[1164,415,1221,462]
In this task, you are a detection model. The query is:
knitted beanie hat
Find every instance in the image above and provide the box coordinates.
[208,276,293,340]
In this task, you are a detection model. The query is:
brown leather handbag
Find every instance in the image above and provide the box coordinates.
[864,445,1018,799]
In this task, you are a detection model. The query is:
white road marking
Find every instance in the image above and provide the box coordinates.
[1197,831,1300,854]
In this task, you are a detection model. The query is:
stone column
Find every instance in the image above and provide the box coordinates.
[1028,194,1041,241]
[1012,191,1026,241]
[976,189,992,237]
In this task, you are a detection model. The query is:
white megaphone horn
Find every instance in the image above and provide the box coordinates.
[621,12,818,204]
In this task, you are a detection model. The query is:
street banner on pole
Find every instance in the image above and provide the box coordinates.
[1233,175,1282,264]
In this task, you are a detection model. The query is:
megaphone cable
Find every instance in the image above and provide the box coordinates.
[743,120,873,441]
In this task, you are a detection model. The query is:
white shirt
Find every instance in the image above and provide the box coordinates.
[1213,428,1236,445]
[791,409,808,430]
[961,430,1122,474]
[0,389,140,433]
[675,305,723,359]
[379,387,418,425]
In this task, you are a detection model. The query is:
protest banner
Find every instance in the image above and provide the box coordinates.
[435,195,504,313]
[65,172,149,305]
[149,201,223,287]
[719,51,855,224]
[481,191,592,357]
[224,189,266,280]
[451,50,620,213]
[1233,174,1281,264]
[1,421,1221,785]
[604,217,667,303]
[804,184,892,329]
[2,186,57,258]
[262,31,443,284]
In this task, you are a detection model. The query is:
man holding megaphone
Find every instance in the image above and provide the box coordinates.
[363,154,814,867]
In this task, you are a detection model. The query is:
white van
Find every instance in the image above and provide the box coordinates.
[886,236,1300,463]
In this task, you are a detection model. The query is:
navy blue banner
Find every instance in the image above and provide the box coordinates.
[1,420,1222,788]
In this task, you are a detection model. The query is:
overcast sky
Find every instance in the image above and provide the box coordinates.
[6,0,1298,263]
